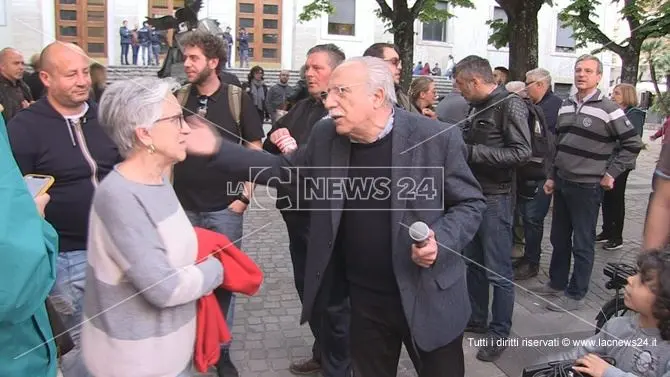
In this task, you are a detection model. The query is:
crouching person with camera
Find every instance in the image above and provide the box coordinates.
[525,248,670,377]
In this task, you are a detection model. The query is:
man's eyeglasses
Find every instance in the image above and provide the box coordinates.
[319,83,367,101]
[197,95,208,116]
[384,57,401,67]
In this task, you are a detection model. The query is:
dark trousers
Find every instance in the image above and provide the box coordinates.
[548,176,603,300]
[257,108,266,123]
[518,180,552,266]
[600,170,631,242]
[120,43,129,65]
[350,288,464,377]
[131,45,140,65]
[464,194,515,338]
[281,210,351,377]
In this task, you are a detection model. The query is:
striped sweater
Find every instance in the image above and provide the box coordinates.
[81,169,223,377]
[548,90,643,183]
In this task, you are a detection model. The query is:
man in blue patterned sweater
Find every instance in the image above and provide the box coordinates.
[532,54,643,311]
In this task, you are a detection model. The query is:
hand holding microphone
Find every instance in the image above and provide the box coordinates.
[409,221,438,268]
[270,128,297,154]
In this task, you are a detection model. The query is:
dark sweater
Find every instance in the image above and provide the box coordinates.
[335,132,397,295]
[7,98,121,251]
[263,97,328,210]
[537,89,563,134]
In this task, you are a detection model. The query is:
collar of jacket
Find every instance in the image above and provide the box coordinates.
[470,85,508,107]
[569,89,603,104]
[0,74,20,88]
[539,89,556,103]
[32,96,98,122]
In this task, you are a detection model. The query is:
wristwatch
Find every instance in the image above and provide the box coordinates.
[237,193,250,205]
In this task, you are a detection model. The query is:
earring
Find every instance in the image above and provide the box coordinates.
[147,144,156,154]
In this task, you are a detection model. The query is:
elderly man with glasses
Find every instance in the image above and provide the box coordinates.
[183,56,486,377]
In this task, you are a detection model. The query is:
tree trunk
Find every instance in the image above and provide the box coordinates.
[394,20,415,92]
[619,47,641,84]
[505,2,540,81]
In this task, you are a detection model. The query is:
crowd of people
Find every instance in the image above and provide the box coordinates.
[1,27,670,377]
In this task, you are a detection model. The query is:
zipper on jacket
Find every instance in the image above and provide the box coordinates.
[66,120,77,147]
[72,118,100,188]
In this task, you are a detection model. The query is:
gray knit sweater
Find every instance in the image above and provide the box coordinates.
[549,90,643,183]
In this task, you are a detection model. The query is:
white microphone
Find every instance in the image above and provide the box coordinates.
[409,221,430,248]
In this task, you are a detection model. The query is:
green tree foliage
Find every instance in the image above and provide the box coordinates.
[640,37,670,115]
[558,0,670,84]
[298,0,474,90]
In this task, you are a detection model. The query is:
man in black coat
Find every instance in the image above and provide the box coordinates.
[184,56,486,377]
[261,43,348,376]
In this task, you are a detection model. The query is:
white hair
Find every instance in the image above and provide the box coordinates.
[98,77,179,157]
[505,81,527,99]
[505,80,526,93]
[346,56,397,106]
[526,67,552,87]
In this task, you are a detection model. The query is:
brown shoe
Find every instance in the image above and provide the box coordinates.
[289,358,321,375]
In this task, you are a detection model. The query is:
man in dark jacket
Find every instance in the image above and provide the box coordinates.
[138,22,151,65]
[119,20,131,65]
[513,68,563,281]
[7,42,120,377]
[262,43,349,377]
[0,47,33,122]
[454,55,531,362]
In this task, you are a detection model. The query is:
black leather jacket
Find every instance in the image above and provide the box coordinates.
[462,86,532,195]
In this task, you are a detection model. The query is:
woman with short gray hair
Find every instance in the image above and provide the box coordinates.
[81,77,224,377]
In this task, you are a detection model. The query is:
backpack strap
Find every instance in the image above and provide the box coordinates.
[228,84,243,144]
[176,83,191,108]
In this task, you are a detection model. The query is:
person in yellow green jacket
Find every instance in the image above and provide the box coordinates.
[0,113,59,376]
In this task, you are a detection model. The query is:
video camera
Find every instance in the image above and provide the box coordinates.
[522,356,616,377]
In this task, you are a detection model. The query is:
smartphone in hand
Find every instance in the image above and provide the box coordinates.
[24,174,55,198]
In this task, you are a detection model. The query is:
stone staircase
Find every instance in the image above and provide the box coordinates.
[105,65,455,97]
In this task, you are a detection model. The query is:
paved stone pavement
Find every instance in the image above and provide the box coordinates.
[196,130,663,377]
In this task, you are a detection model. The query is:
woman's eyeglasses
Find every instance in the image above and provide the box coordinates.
[155,114,186,129]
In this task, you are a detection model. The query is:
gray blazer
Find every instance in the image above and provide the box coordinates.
[211,109,486,351]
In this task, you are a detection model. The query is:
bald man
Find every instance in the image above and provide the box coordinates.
[266,69,292,123]
[7,41,120,377]
[0,47,33,122]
